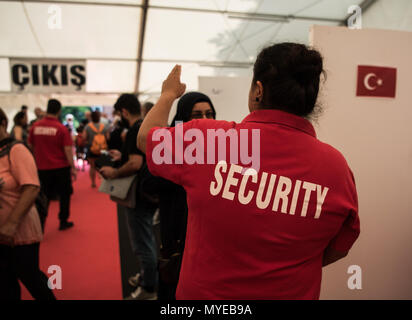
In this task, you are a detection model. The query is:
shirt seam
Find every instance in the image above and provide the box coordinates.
[243,120,316,138]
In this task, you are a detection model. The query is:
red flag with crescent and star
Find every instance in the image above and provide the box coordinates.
[356,65,397,98]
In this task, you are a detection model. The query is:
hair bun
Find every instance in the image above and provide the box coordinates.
[293,64,322,85]
[292,48,323,85]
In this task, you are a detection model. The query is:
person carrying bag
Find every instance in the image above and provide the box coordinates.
[0,108,55,300]
[99,94,159,300]
[2,140,49,232]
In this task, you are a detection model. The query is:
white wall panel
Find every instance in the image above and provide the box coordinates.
[311,25,412,300]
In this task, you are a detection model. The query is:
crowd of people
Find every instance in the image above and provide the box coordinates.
[0,42,360,301]
[0,94,210,300]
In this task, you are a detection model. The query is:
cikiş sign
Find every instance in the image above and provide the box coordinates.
[10,59,86,93]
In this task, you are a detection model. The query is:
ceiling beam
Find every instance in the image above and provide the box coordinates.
[134,0,149,93]
[1,56,254,68]
[1,0,343,23]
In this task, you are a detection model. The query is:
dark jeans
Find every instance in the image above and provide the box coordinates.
[158,183,188,257]
[124,200,158,292]
[38,167,73,223]
[0,243,56,300]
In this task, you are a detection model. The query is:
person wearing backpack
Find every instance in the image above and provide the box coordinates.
[0,108,56,300]
[83,111,109,188]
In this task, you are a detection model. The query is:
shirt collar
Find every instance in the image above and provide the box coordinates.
[45,116,59,122]
[242,109,317,138]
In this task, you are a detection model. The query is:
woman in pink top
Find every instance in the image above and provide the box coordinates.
[0,108,55,300]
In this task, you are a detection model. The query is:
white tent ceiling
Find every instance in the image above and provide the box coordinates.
[0,0,411,101]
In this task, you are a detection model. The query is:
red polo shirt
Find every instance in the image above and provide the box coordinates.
[146,109,360,300]
[28,116,73,170]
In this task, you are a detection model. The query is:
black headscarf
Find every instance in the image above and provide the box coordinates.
[171,92,216,127]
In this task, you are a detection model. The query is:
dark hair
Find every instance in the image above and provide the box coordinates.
[47,99,62,115]
[0,108,8,128]
[114,94,141,115]
[91,110,101,123]
[13,111,26,126]
[21,105,28,111]
[253,42,324,118]
[171,92,216,126]
[143,102,154,114]
[76,125,84,134]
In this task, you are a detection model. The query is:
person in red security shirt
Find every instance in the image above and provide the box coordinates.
[28,99,76,231]
[137,43,360,300]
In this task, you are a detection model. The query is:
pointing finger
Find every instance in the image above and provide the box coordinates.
[168,65,179,78]
[175,65,181,77]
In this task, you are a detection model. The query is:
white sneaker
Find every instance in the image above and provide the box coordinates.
[128,273,141,287]
[125,286,157,300]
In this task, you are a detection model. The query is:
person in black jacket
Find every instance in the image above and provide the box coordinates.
[108,110,126,152]
[156,92,216,300]
[100,94,158,300]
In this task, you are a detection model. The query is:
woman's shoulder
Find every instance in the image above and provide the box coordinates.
[10,141,30,154]
[186,119,236,130]
[316,139,353,173]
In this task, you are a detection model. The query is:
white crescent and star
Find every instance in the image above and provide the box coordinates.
[364,73,384,91]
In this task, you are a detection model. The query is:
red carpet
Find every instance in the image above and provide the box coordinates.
[22,166,122,300]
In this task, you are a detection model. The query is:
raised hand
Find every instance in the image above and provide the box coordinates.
[161,65,186,100]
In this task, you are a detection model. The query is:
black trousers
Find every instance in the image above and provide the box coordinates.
[38,167,73,223]
[0,243,56,300]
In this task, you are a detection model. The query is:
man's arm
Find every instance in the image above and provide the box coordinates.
[0,185,39,245]
[64,145,77,180]
[115,154,143,178]
[322,246,348,267]
[100,154,143,179]
[137,65,186,153]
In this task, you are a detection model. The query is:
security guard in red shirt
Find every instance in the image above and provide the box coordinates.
[29,99,76,231]
[138,43,360,300]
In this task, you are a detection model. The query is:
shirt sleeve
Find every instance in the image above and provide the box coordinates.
[146,121,196,186]
[146,119,236,186]
[9,144,40,188]
[127,130,145,157]
[329,170,360,253]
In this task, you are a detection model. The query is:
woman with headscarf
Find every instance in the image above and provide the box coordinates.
[160,92,216,255]
[131,92,216,300]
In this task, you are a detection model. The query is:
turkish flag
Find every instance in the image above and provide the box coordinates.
[356,65,397,98]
